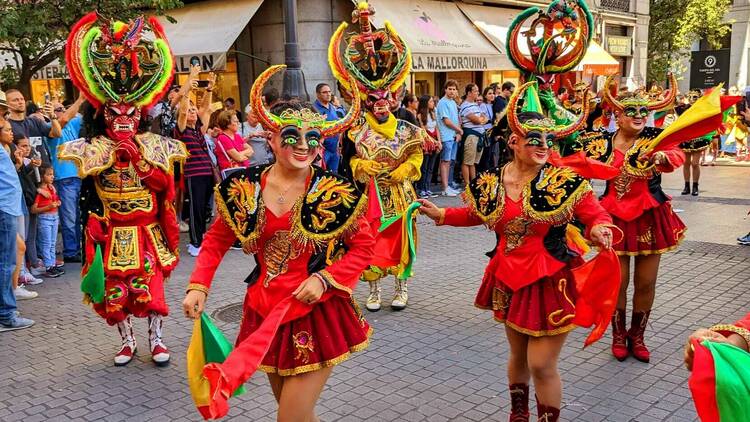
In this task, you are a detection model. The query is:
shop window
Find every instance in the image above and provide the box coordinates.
[30,79,66,105]
[176,56,241,108]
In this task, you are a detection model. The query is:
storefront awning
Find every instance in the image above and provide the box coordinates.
[456,3,519,54]
[368,0,508,72]
[575,41,620,76]
[157,0,263,72]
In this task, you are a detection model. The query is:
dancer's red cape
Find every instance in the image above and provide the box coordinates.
[689,339,750,421]
[572,248,622,347]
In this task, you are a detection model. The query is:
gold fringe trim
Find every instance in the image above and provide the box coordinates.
[213,183,265,254]
[500,318,576,337]
[461,167,506,229]
[290,191,369,252]
[522,180,592,226]
[710,324,750,348]
[186,283,209,296]
[257,327,373,376]
[318,269,351,294]
[57,137,116,178]
[615,227,685,257]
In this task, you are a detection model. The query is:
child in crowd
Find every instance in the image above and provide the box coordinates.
[31,165,63,278]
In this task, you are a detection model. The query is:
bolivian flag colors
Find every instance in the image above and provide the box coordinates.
[645,86,740,155]
[689,339,750,421]
[187,313,245,419]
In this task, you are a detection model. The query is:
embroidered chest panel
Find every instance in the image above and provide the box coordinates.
[262,230,301,287]
[216,165,367,253]
[466,165,590,229]
[352,121,423,167]
[524,165,590,226]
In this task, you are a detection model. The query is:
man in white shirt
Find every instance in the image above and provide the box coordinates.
[459,83,488,184]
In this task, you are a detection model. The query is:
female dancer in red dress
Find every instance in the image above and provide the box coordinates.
[594,76,686,363]
[684,312,750,370]
[183,65,375,421]
[419,82,616,422]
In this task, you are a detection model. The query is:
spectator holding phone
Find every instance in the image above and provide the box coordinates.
[47,94,85,263]
[175,67,216,257]
[5,89,61,166]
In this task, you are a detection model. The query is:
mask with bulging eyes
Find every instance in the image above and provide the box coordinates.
[280,125,322,150]
[104,102,141,142]
[525,131,555,148]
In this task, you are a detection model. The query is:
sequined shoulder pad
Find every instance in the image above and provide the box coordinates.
[292,166,368,250]
[396,120,428,148]
[215,165,267,250]
[577,131,614,164]
[463,168,505,228]
[57,137,116,177]
[623,127,663,178]
[135,132,189,174]
[523,164,592,225]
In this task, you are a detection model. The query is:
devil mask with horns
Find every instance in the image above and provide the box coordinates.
[506,0,593,86]
[66,12,175,142]
[602,73,677,119]
[250,65,361,149]
[328,1,411,124]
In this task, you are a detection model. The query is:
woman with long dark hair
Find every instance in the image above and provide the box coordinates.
[416,95,441,198]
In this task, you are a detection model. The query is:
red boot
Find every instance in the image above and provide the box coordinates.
[628,310,651,363]
[508,383,530,422]
[611,309,629,361]
[536,398,560,422]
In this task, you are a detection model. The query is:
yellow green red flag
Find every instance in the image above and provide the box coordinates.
[187,313,245,420]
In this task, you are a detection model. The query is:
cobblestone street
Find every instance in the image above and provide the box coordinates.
[1,167,749,422]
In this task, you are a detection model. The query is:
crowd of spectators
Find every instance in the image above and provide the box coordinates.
[0,68,521,332]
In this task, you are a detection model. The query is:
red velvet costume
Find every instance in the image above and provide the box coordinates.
[59,13,184,366]
[189,166,374,374]
[186,165,375,418]
[61,137,185,323]
[438,164,612,336]
[584,127,686,255]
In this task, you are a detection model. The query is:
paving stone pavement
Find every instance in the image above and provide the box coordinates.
[2,171,749,421]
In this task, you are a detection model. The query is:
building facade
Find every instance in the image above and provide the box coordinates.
[12,0,649,107]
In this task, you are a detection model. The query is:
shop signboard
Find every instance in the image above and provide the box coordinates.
[32,64,69,80]
[174,53,226,72]
[690,49,730,89]
[607,36,631,57]
[412,54,494,72]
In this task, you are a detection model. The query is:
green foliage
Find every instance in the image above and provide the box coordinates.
[0,0,182,92]
[647,0,732,84]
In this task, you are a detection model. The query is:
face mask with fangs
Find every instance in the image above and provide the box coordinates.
[365,89,392,123]
[104,102,141,142]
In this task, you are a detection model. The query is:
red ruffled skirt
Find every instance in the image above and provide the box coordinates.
[236,295,372,376]
[613,201,686,256]
[475,260,582,337]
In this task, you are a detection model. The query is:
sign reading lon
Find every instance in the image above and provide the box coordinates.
[690,49,730,89]
[607,36,632,57]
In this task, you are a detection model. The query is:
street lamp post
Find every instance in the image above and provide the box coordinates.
[282,0,308,100]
